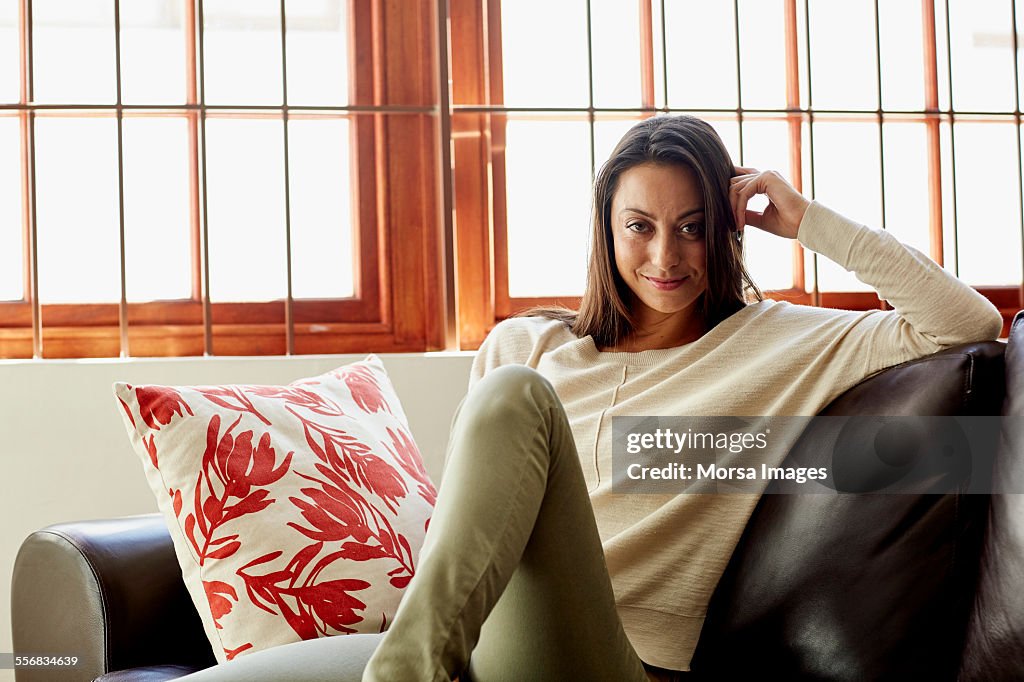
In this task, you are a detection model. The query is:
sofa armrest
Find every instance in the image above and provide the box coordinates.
[12,514,216,682]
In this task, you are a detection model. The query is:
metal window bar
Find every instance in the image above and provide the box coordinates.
[732,0,744,164]
[585,0,596,182]
[872,0,888,311]
[1012,0,1024,310]
[196,0,213,355]
[872,0,887,233]
[279,0,295,355]
[114,0,129,356]
[803,0,820,307]
[943,0,960,276]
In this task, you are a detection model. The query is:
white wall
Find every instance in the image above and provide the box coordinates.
[0,352,474,681]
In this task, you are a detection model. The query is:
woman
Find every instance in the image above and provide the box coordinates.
[182,115,1002,681]
[362,115,1001,681]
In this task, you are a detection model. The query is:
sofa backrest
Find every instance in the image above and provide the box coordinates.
[961,312,1024,681]
[691,340,1006,681]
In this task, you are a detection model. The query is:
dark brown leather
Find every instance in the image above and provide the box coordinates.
[961,312,1024,681]
[11,515,215,682]
[690,341,1005,681]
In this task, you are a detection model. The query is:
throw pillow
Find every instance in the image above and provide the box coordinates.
[113,355,437,662]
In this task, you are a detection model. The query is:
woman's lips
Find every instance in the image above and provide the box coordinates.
[643,275,687,291]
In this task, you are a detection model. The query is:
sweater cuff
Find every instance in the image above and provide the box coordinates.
[796,200,869,271]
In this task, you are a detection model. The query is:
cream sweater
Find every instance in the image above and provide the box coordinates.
[468,201,1002,671]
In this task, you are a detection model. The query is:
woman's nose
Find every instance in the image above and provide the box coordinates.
[649,232,681,271]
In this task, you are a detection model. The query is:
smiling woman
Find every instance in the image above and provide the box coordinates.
[611,164,707,350]
[610,163,709,351]
[349,114,1004,681]
[516,116,763,353]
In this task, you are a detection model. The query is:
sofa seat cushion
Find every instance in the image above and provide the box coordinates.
[95,664,208,682]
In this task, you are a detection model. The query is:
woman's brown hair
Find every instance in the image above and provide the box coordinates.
[519,114,762,348]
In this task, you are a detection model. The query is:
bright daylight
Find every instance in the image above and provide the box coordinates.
[2,2,1024,682]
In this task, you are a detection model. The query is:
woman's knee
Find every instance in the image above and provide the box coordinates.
[467,365,560,425]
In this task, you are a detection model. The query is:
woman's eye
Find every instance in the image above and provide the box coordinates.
[626,222,649,233]
[679,222,705,236]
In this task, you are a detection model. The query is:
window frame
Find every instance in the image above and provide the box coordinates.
[0,0,447,359]
[450,0,1019,350]
[2,0,1019,359]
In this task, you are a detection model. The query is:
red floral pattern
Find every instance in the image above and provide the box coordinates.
[238,543,372,638]
[112,355,434,663]
[289,468,417,589]
[204,580,238,628]
[137,386,193,430]
[224,643,253,660]
[183,415,292,566]
[385,426,437,507]
[339,365,390,414]
[196,386,271,425]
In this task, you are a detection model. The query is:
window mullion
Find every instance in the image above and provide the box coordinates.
[435,0,457,350]
[20,0,41,357]
[922,0,944,268]
[639,0,655,110]
[185,0,202,304]
[783,0,804,294]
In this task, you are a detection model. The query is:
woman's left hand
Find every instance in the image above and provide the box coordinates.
[729,167,811,240]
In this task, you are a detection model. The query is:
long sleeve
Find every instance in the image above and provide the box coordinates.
[796,201,1003,360]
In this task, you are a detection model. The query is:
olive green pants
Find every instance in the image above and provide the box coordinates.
[180,365,651,682]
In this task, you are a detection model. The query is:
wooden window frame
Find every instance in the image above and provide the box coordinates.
[3,1,1019,359]
[450,0,1021,349]
[1,0,447,359]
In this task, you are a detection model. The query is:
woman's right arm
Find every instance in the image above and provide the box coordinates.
[729,167,1002,362]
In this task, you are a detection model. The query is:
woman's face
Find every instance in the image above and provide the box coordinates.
[610,162,708,332]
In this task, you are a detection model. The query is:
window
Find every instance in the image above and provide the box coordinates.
[1,0,446,358]
[2,1,1018,359]
[451,0,1020,349]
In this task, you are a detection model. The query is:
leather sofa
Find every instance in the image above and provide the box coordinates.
[12,315,1024,681]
